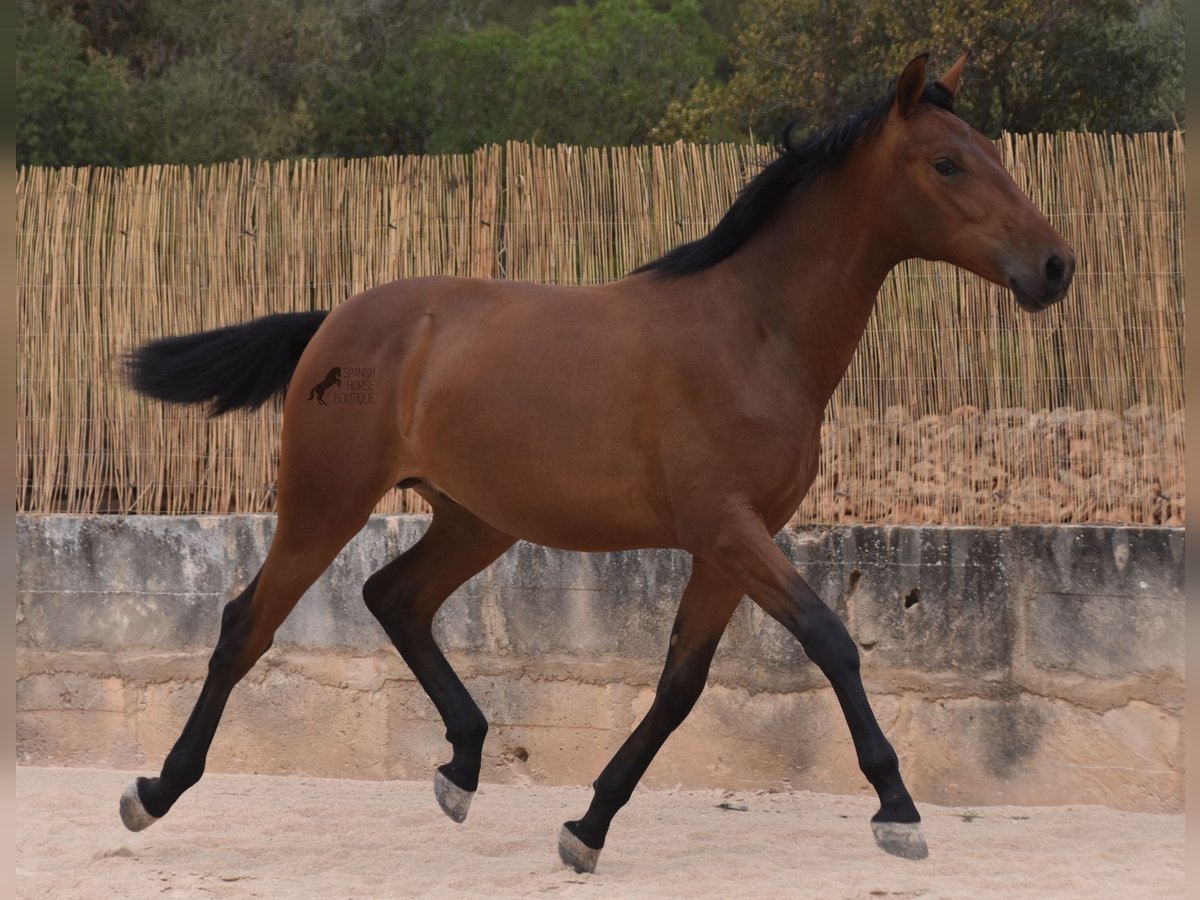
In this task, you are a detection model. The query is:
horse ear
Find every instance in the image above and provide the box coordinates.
[895,53,929,120]
[936,50,971,97]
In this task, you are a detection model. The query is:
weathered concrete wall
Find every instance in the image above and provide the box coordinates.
[16,515,1184,812]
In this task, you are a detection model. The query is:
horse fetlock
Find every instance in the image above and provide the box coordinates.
[438,752,481,790]
[568,803,616,851]
[589,769,636,816]
[872,787,921,826]
[446,714,488,755]
[162,745,206,783]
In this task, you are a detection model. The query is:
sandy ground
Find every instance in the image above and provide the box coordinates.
[16,767,1183,899]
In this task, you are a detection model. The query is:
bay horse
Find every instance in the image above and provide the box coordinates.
[119,52,1074,871]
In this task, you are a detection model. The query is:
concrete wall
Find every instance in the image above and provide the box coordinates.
[16,515,1184,812]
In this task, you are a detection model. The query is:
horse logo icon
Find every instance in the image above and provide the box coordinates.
[307,367,341,405]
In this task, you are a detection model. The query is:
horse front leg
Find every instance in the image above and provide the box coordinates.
[559,558,742,873]
[695,511,927,860]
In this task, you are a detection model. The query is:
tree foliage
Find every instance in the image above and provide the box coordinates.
[509,0,720,146]
[15,0,1184,167]
[312,0,718,155]
[657,0,1184,142]
[17,0,135,166]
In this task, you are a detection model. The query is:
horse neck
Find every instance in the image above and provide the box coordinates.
[718,162,902,403]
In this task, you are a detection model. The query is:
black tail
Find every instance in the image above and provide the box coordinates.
[125,311,330,416]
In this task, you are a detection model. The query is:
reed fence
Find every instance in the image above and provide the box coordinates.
[16,133,1184,524]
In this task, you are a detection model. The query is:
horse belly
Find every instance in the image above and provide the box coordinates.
[472,496,672,552]
[417,420,672,554]
[410,391,673,551]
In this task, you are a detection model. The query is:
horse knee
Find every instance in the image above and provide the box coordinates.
[447,712,488,751]
[208,588,272,679]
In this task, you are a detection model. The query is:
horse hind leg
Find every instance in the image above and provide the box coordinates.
[559,558,742,873]
[362,496,515,823]
[119,461,394,831]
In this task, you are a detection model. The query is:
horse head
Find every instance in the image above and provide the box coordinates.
[867,52,1075,312]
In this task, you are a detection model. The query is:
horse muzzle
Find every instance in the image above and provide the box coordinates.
[1009,248,1075,312]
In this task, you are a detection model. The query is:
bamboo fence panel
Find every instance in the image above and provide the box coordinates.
[15,133,1184,524]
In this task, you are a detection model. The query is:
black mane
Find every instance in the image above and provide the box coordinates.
[635,82,955,277]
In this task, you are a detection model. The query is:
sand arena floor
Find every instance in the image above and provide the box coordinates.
[16,766,1183,899]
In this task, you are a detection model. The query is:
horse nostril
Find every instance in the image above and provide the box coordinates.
[1045,254,1066,286]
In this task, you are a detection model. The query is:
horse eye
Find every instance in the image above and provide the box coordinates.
[933,158,960,176]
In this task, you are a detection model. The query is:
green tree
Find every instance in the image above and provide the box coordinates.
[19,0,1180,166]
[304,25,526,158]
[306,59,428,158]
[313,0,720,154]
[909,0,1185,134]
[131,0,358,161]
[511,0,720,146]
[412,26,527,153]
[658,0,1184,141]
[17,0,134,166]
[138,54,293,163]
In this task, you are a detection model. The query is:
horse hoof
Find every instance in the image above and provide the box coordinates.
[557,824,601,874]
[871,820,928,860]
[119,781,160,832]
[434,770,474,823]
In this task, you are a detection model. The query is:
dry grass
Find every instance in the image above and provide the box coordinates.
[16,133,1184,523]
